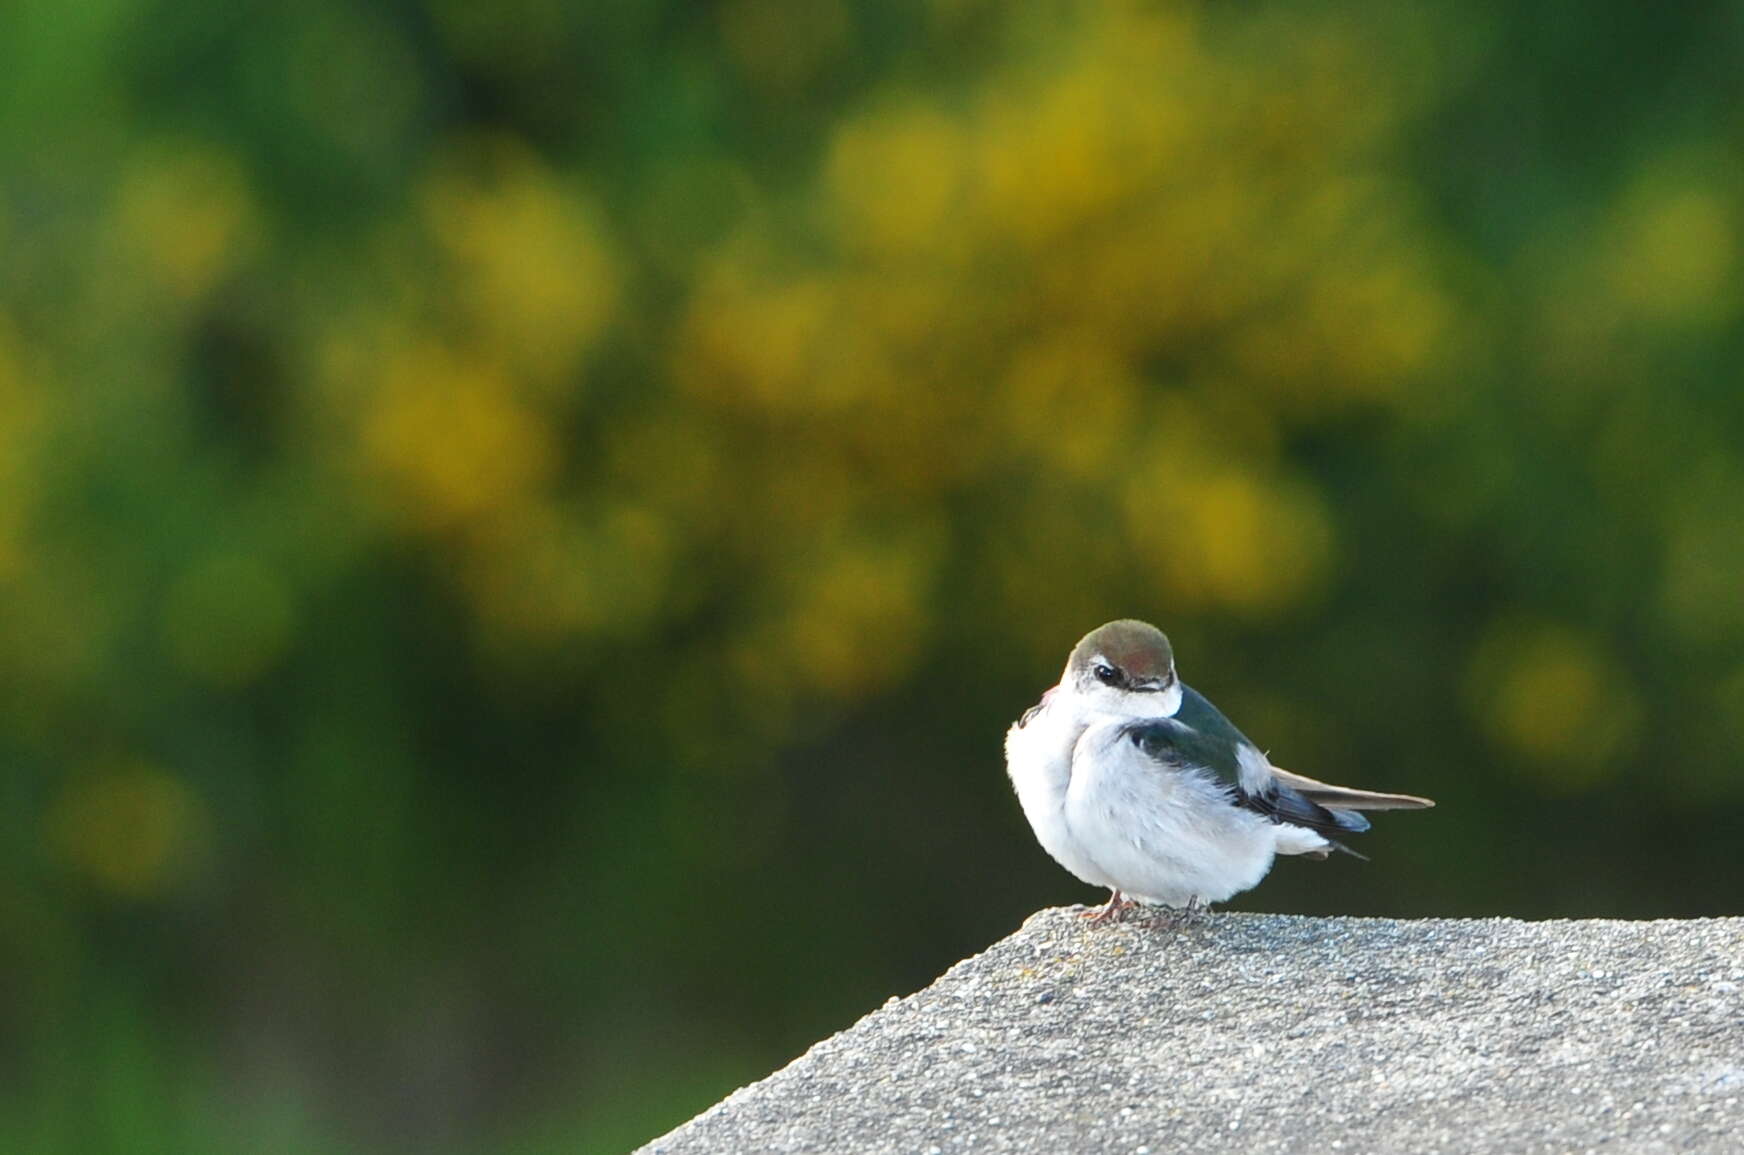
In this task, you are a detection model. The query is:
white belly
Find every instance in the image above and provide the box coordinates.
[1064,720,1281,906]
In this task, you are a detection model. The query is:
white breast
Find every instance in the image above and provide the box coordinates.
[1005,700,1119,891]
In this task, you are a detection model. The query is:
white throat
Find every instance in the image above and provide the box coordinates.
[1064,680,1183,721]
[1124,681,1183,719]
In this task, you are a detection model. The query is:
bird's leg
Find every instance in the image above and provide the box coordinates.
[1081,889,1135,923]
[1145,896,1207,932]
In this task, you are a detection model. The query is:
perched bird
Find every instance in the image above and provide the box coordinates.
[1005,619,1433,922]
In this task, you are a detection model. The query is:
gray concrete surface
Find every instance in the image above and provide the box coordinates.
[639,908,1744,1154]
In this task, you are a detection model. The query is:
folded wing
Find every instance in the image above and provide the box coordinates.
[1174,684,1435,811]
[1123,717,1371,845]
[1128,684,1436,855]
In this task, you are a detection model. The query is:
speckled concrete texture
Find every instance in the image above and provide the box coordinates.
[640,909,1744,1154]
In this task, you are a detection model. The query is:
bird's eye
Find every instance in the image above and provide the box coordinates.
[1093,663,1119,685]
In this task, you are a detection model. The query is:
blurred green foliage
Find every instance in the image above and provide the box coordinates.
[3,0,1742,1151]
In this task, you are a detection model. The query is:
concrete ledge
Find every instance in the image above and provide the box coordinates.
[640,909,1743,1154]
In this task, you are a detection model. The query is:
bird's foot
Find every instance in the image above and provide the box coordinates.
[1080,890,1136,924]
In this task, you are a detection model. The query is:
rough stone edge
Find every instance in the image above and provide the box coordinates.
[633,908,1735,1151]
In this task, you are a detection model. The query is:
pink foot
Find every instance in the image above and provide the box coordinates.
[1081,890,1137,924]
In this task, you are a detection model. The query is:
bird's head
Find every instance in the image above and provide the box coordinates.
[1063,619,1182,717]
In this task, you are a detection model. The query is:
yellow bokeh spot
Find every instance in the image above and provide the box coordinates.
[1312,259,1448,392]
[1125,448,1335,619]
[829,104,967,260]
[422,138,618,384]
[973,9,1197,250]
[48,765,206,899]
[779,529,940,698]
[115,142,256,301]
[977,69,1133,248]
[362,346,555,530]
[1467,620,1641,790]
[1606,168,1736,325]
[161,553,296,686]
[678,256,844,410]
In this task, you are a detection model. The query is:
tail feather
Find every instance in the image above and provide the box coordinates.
[1268,765,1435,811]
[1329,807,1371,834]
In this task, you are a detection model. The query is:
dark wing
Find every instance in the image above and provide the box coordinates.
[1124,713,1244,785]
[1172,685,1270,793]
[1178,684,1433,811]
[1235,772,1372,845]
[1126,698,1371,850]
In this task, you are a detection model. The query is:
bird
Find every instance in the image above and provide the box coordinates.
[1005,619,1433,922]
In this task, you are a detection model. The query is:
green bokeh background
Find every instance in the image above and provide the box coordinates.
[4,1,1742,1151]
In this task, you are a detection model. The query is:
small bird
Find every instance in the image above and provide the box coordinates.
[1005,619,1433,922]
